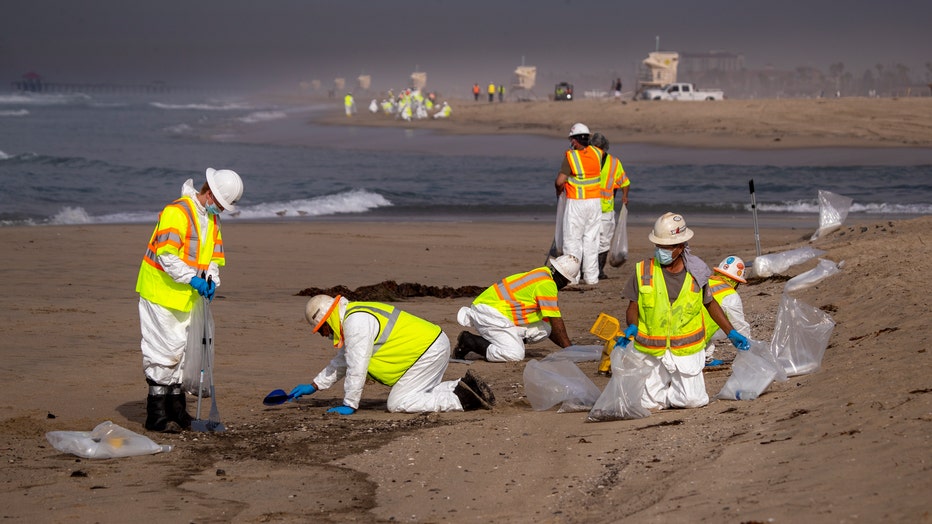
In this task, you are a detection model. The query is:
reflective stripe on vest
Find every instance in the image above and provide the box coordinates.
[632,258,707,357]
[564,146,603,199]
[345,302,441,387]
[476,267,560,325]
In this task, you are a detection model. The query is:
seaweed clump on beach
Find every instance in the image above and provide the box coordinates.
[297,280,485,301]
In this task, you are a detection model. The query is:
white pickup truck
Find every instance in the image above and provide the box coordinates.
[642,82,724,101]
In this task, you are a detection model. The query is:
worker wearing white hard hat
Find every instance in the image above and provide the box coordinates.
[615,212,750,409]
[454,254,580,362]
[701,256,751,366]
[555,122,604,285]
[135,168,244,432]
[288,295,496,413]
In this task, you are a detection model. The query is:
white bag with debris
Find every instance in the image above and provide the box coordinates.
[587,347,651,422]
[751,246,826,278]
[783,258,843,294]
[811,189,854,240]
[771,294,835,376]
[715,340,783,401]
[608,203,629,267]
[523,359,601,412]
[46,421,172,459]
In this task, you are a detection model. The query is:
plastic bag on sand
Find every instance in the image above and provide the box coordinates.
[715,340,784,401]
[541,344,602,363]
[609,204,629,267]
[784,258,843,294]
[550,194,566,258]
[587,347,651,422]
[523,359,601,413]
[811,190,853,240]
[751,246,826,278]
[46,421,172,459]
[182,299,213,397]
[772,294,835,377]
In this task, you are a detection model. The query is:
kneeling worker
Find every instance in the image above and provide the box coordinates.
[454,254,581,362]
[289,295,496,413]
[702,256,751,366]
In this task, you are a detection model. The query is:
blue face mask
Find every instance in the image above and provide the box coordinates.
[655,247,675,266]
[206,203,221,216]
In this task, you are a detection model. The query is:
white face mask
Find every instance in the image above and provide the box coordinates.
[206,203,221,216]
[655,247,676,266]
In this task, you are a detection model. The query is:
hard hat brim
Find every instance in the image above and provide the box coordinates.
[648,228,693,245]
[714,267,747,283]
[312,294,341,333]
[205,168,237,211]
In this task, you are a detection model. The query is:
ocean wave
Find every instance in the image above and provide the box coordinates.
[150,101,258,111]
[0,93,91,106]
[749,200,932,214]
[237,111,288,124]
[0,150,9,160]
[0,109,29,117]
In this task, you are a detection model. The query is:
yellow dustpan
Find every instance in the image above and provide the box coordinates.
[590,312,624,341]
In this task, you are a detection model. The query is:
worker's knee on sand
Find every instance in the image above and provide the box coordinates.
[485,343,525,362]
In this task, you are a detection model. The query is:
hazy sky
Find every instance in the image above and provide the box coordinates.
[2,0,929,94]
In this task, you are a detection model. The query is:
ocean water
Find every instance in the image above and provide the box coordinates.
[1,91,930,228]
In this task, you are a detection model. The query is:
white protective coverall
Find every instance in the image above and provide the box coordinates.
[704,291,750,363]
[312,300,463,413]
[139,179,220,385]
[456,304,552,362]
[563,198,602,285]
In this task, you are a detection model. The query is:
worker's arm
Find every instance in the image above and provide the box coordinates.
[624,300,639,328]
[547,317,572,348]
[705,299,736,334]
[620,185,629,205]
[554,172,568,196]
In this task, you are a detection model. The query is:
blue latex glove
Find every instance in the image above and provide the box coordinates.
[189,276,210,297]
[728,329,751,351]
[613,325,638,349]
[205,279,216,301]
[613,336,630,350]
[288,384,317,400]
[327,405,356,415]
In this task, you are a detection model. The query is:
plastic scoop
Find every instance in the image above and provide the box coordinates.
[590,313,624,341]
[263,389,293,406]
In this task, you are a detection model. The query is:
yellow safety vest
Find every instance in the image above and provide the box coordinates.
[564,145,604,200]
[700,276,737,346]
[336,302,442,387]
[599,154,629,213]
[136,196,224,312]
[474,267,560,325]
[632,258,707,357]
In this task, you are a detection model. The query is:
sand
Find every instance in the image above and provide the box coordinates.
[2,99,931,522]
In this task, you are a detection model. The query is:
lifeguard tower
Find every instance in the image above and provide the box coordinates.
[410,71,427,91]
[636,51,678,97]
[512,63,537,101]
[357,74,371,91]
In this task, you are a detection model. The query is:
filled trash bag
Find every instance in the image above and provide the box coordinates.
[609,204,629,267]
[182,299,214,397]
[783,258,843,294]
[811,190,854,240]
[715,340,783,401]
[550,194,567,258]
[772,294,835,376]
[523,359,601,413]
[46,421,172,459]
[587,347,651,422]
[751,246,826,278]
[541,344,602,363]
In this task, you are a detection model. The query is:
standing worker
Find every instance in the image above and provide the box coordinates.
[136,168,244,432]
[701,256,751,367]
[473,83,480,101]
[488,82,495,103]
[454,254,581,362]
[555,123,604,285]
[344,92,355,117]
[288,295,497,413]
[498,84,505,102]
[616,212,750,409]
[589,132,630,280]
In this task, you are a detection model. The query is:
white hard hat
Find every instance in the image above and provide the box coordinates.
[549,254,581,284]
[306,294,341,332]
[648,212,694,245]
[715,256,748,283]
[568,123,590,137]
[205,168,244,211]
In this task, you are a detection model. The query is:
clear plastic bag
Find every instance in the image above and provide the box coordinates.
[587,347,651,422]
[715,340,782,401]
[541,344,602,363]
[46,421,172,459]
[182,299,214,397]
[550,194,566,258]
[523,359,601,412]
[751,246,826,278]
[783,258,842,294]
[811,190,853,240]
[771,294,835,376]
[608,204,628,267]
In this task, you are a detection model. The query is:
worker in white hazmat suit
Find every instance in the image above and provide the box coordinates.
[589,132,630,279]
[433,101,452,119]
[135,168,244,432]
[455,255,580,362]
[555,123,604,285]
[701,256,751,366]
[288,295,496,413]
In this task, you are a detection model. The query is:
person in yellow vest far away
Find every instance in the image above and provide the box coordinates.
[589,132,630,280]
[135,168,244,432]
[454,254,581,362]
[344,92,355,116]
[615,212,750,409]
[702,256,751,367]
[555,123,604,285]
[488,82,496,102]
[288,295,496,413]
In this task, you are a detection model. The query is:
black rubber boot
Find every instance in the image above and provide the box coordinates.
[145,380,181,433]
[598,251,609,280]
[461,369,496,406]
[454,381,491,411]
[454,331,491,360]
[168,385,192,430]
